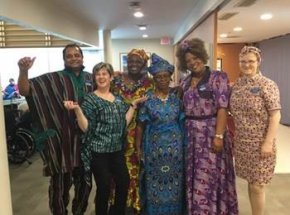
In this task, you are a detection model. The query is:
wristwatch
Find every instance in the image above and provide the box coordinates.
[215,134,224,139]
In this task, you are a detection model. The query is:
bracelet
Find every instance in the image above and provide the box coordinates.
[215,134,224,139]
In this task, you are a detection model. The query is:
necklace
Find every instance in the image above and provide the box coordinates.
[156,92,169,102]
[159,95,168,102]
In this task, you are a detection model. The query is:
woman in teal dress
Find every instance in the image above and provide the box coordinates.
[135,53,185,215]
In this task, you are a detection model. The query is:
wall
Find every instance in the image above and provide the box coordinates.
[259,35,290,125]
[217,43,244,83]
[0,78,12,215]
[184,13,216,45]
[174,0,225,44]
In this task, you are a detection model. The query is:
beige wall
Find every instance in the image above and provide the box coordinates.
[0,76,13,215]
[184,13,216,45]
[0,0,99,46]
[174,0,225,43]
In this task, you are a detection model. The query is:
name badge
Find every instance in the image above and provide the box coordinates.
[85,80,93,86]
[250,86,261,94]
[199,84,206,91]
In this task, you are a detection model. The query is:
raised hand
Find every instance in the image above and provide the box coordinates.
[18,57,36,73]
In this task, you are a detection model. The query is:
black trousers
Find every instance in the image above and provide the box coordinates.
[91,150,129,215]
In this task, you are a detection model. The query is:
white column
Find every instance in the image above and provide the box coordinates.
[0,75,13,215]
[102,30,112,64]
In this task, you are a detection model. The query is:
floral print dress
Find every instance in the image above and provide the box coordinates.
[111,73,154,211]
[230,74,281,184]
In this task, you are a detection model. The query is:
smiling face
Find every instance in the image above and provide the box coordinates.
[239,52,260,77]
[127,54,146,77]
[64,46,84,71]
[185,52,205,74]
[94,68,113,89]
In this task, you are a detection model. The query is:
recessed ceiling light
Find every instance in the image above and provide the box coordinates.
[260,13,273,20]
[142,34,148,38]
[134,11,144,18]
[233,27,242,32]
[220,33,228,38]
[138,25,147,30]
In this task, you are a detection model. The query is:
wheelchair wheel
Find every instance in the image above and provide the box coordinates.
[7,133,30,164]
[16,128,35,157]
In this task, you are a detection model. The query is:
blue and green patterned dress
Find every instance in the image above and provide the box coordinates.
[138,90,185,215]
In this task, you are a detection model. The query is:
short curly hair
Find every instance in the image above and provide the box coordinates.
[176,38,209,71]
[92,62,114,77]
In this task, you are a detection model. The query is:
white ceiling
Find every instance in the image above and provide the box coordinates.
[50,0,200,40]
[50,0,290,44]
[218,0,290,43]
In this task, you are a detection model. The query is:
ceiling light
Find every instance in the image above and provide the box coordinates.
[138,25,147,30]
[220,33,228,38]
[134,11,144,18]
[260,13,273,20]
[142,34,148,38]
[233,27,242,32]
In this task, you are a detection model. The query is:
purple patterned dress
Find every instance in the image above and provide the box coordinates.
[181,68,238,215]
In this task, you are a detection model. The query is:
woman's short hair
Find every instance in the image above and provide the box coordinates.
[176,38,209,71]
[92,62,114,90]
[92,62,114,77]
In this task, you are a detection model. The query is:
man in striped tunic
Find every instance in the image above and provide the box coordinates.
[17,44,93,215]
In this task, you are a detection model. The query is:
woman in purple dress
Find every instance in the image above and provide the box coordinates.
[176,38,238,215]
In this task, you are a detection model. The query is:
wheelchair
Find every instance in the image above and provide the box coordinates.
[4,107,35,164]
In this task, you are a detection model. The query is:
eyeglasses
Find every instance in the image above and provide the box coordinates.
[239,60,257,65]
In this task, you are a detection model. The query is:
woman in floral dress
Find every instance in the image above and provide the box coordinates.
[111,49,154,214]
[230,46,281,215]
[176,38,238,215]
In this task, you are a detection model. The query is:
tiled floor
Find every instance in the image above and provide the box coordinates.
[9,125,290,215]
